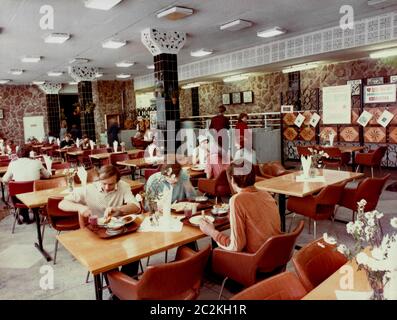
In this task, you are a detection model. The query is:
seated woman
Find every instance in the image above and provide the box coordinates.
[145,161,197,205]
[192,135,209,166]
[80,135,90,149]
[199,160,281,252]
[60,133,75,148]
[205,142,230,179]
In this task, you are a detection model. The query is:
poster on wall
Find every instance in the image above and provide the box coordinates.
[357,110,373,127]
[377,110,394,128]
[322,85,351,124]
[347,79,362,95]
[149,111,157,129]
[364,84,396,103]
[281,105,294,113]
[367,77,384,85]
[390,75,397,84]
[294,113,305,128]
[309,113,321,127]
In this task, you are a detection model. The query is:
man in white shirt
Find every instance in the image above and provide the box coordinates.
[192,135,209,166]
[2,145,52,223]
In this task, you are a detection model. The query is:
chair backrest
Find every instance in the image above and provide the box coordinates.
[0,159,11,166]
[231,272,307,300]
[73,168,99,184]
[8,180,35,206]
[46,196,79,230]
[144,167,160,181]
[129,150,144,159]
[214,170,231,196]
[52,162,71,170]
[315,181,347,206]
[134,245,211,299]
[110,152,129,165]
[91,148,108,155]
[354,174,390,211]
[297,146,311,157]
[371,146,388,165]
[319,147,342,158]
[292,237,347,291]
[34,177,67,191]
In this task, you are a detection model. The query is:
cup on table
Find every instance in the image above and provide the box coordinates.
[191,203,198,216]
[88,215,98,226]
[184,206,193,218]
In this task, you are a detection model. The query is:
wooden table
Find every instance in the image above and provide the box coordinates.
[303,253,370,300]
[57,219,205,300]
[89,149,143,160]
[254,169,364,231]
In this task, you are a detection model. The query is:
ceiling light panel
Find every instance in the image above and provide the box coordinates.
[32,81,45,85]
[370,48,397,58]
[257,26,286,38]
[282,62,319,73]
[84,0,122,10]
[44,33,70,44]
[190,49,213,57]
[69,58,90,64]
[220,19,253,31]
[116,61,135,67]
[0,80,11,84]
[21,56,41,63]
[157,6,193,20]
[47,71,63,76]
[102,39,126,49]
[116,74,131,79]
[9,69,24,75]
[223,74,249,82]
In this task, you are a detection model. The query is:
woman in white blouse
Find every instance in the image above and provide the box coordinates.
[192,135,209,166]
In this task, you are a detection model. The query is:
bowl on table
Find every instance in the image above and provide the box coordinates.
[194,196,208,203]
[211,204,229,217]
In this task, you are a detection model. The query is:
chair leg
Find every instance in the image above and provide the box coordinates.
[41,219,46,242]
[139,260,144,273]
[355,165,359,173]
[288,213,296,233]
[352,210,356,222]
[313,221,317,239]
[11,208,19,234]
[371,166,374,178]
[164,251,168,263]
[53,231,61,265]
[85,272,90,283]
[308,218,312,234]
[218,277,228,300]
[146,256,150,266]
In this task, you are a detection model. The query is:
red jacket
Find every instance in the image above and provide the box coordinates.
[210,114,230,131]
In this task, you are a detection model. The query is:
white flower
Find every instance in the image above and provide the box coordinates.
[358,199,367,207]
[337,244,348,255]
[323,233,337,245]
[375,211,384,219]
[135,194,143,202]
[391,217,397,229]
[356,252,369,266]
[324,153,329,158]
[367,218,375,227]
[365,211,375,220]
[346,222,355,234]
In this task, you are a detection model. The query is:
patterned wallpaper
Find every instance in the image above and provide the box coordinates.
[179,88,192,118]
[0,85,48,145]
[92,80,135,139]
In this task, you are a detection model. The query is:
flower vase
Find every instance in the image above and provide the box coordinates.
[67,176,74,192]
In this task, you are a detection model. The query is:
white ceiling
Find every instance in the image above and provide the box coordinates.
[1,0,397,84]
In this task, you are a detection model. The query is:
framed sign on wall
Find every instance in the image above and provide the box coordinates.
[222,93,231,105]
[232,92,241,104]
[242,91,253,103]
[105,114,120,130]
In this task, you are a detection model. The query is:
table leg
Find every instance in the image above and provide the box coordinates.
[131,166,136,180]
[33,210,52,262]
[351,151,356,172]
[94,274,103,300]
[1,181,6,203]
[278,194,286,232]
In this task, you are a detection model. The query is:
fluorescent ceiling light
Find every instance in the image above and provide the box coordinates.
[95,72,103,78]
[0,79,11,84]
[370,48,397,58]
[181,82,210,89]
[32,81,45,85]
[116,74,131,79]
[21,56,41,63]
[282,62,319,73]
[157,6,193,20]
[116,61,135,67]
[84,0,122,10]
[257,26,286,38]
[220,19,253,31]
[47,71,63,77]
[9,69,24,75]
[191,49,213,57]
[69,82,78,85]
[146,64,155,70]
[102,39,126,49]
[44,33,70,44]
[223,74,249,82]
[69,58,90,64]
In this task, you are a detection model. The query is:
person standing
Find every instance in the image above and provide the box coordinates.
[107,119,120,145]
[235,112,249,149]
[59,120,68,139]
[209,105,230,152]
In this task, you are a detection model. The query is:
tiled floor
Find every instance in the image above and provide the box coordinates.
[0,167,396,300]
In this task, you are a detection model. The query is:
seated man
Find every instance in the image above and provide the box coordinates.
[199,160,280,252]
[145,162,197,206]
[60,133,75,149]
[59,165,141,228]
[192,135,209,166]
[2,145,52,223]
[205,143,230,179]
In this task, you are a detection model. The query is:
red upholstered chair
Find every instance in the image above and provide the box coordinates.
[47,197,79,264]
[91,147,108,155]
[297,146,312,157]
[144,167,160,181]
[212,221,304,299]
[258,161,293,179]
[338,174,390,222]
[197,170,231,202]
[319,147,350,170]
[292,237,347,291]
[110,152,131,177]
[77,149,93,169]
[131,137,152,150]
[355,146,388,177]
[287,182,347,239]
[52,162,71,170]
[128,150,144,160]
[230,272,307,300]
[0,155,10,161]
[0,159,11,166]
[9,180,35,233]
[107,245,211,300]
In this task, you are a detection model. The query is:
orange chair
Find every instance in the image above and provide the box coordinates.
[107,245,211,300]
[296,146,312,157]
[110,152,131,177]
[212,221,304,299]
[47,197,79,264]
[128,150,144,160]
[287,182,347,238]
[355,146,387,177]
[257,161,293,179]
[319,147,350,170]
[9,181,34,233]
[338,174,390,221]
[131,137,152,150]
[292,237,347,291]
[230,272,307,300]
[197,170,231,202]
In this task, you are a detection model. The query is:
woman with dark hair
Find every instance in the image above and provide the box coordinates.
[199,159,280,252]
[235,112,249,149]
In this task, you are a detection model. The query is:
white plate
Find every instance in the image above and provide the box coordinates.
[189,215,215,226]
[194,196,208,202]
[211,208,228,215]
[106,228,124,236]
[97,217,117,227]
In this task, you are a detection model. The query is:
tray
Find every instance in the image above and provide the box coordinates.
[171,200,214,213]
[87,220,141,239]
[181,210,229,229]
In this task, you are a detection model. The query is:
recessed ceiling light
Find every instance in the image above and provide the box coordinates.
[47,71,63,77]
[146,64,155,70]
[69,58,90,64]
[116,74,131,79]
[44,33,71,44]
[116,61,135,67]
[257,26,286,38]
[370,48,397,58]
[282,62,319,73]
[102,39,126,49]
[191,49,213,57]
[9,69,24,75]
[95,72,103,78]
[21,56,41,63]
[32,81,45,85]
[181,82,210,89]
[69,81,78,85]
[0,79,11,84]
[223,74,249,82]
[157,6,193,20]
[220,19,253,31]
[84,0,122,10]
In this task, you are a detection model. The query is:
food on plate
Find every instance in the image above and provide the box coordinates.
[171,202,196,212]
[194,196,208,202]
